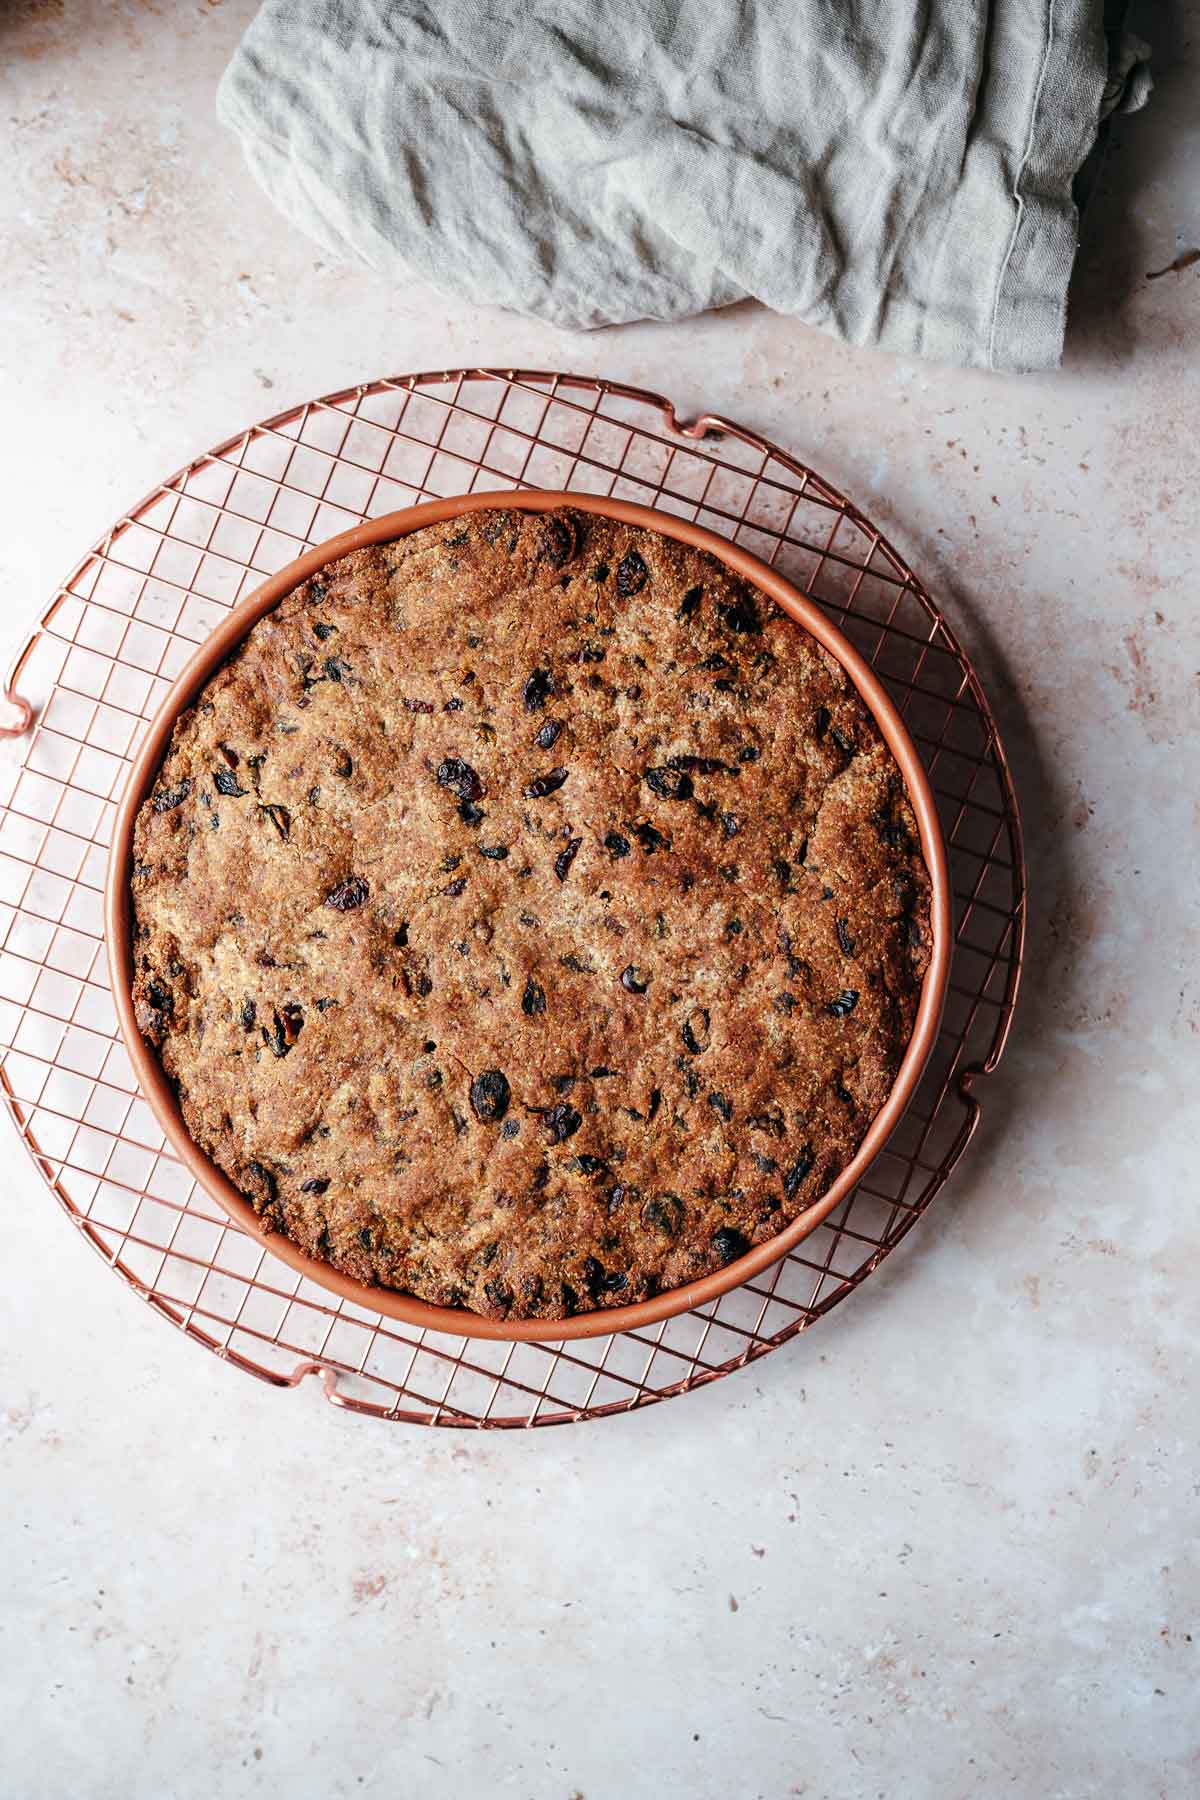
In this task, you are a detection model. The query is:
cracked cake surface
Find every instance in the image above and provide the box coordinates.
[130,506,931,1321]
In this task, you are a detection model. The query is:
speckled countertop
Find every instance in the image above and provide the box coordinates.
[2,4,1197,1797]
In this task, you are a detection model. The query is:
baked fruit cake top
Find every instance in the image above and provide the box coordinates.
[131,506,931,1322]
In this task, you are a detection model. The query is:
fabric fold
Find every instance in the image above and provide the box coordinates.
[218,0,1140,370]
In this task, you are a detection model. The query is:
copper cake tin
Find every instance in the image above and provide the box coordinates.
[103,487,953,1344]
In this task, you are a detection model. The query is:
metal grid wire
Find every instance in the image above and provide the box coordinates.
[0,370,1024,1427]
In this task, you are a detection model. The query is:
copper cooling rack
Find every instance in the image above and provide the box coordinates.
[0,370,1025,1427]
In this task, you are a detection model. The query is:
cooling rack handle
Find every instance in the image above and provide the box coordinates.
[0,689,33,740]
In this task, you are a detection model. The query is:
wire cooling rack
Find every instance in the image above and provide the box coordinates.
[0,370,1024,1427]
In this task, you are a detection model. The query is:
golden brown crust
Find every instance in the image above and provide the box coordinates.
[130,508,930,1320]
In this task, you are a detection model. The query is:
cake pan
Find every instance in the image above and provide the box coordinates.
[106,490,952,1344]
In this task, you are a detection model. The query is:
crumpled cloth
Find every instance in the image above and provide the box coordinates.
[217,1,1152,372]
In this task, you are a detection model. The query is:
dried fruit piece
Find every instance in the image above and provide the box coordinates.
[827,989,859,1017]
[245,1160,277,1206]
[681,1007,710,1055]
[300,1176,330,1194]
[573,1154,606,1177]
[323,655,352,683]
[643,1193,683,1236]
[708,1091,733,1122]
[712,1226,750,1263]
[312,622,337,642]
[522,976,546,1017]
[152,778,193,814]
[213,766,246,798]
[615,549,649,596]
[263,1009,291,1057]
[481,1277,513,1314]
[325,875,370,911]
[634,822,668,854]
[604,831,630,858]
[141,979,173,1031]
[240,996,256,1031]
[620,965,649,994]
[542,1102,582,1143]
[836,918,856,956]
[534,719,563,750]
[678,585,702,619]
[645,766,694,801]
[523,669,553,711]
[258,803,291,841]
[478,843,509,861]
[667,754,737,776]
[718,596,761,634]
[591,1259,628,1296]
[436,756,484,802]
[525,767,568,799]
[333,748,353,778]
[783,1145,815,1200]
[539,516,578,568]
[873,804,910,850]
[779,928,805,979]
[554,836,582,881]
[470,1069,511,1123]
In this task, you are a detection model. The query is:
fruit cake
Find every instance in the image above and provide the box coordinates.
[131,506,931,1321]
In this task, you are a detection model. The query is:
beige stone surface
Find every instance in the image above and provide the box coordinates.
[1,4,1197,1797]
